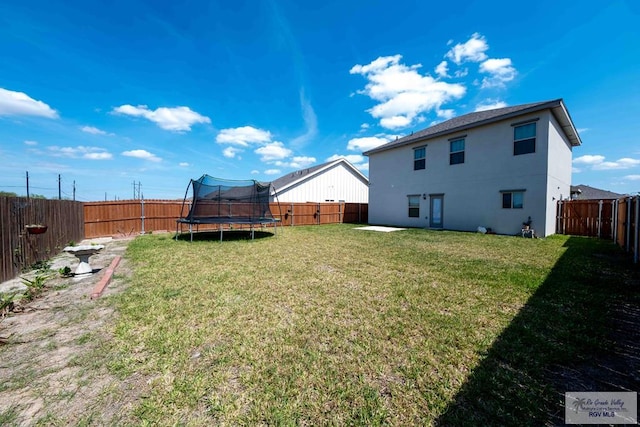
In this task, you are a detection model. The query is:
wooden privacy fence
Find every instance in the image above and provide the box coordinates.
[557,196,639,263]
[84,200,368,238]
[0,197,84,283]
[556,199,615,239]
[84,200,184,238]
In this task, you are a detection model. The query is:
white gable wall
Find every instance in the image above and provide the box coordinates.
[274,163,368,203]
[368,111,569,236]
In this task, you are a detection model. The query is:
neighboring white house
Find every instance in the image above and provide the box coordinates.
[270,158,369,203]
[363,99,582,237]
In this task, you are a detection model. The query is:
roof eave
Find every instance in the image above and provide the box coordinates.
[551,102,582,147]
[270,158,368,195]
[364,99,582,155]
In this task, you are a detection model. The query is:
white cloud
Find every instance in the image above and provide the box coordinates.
[573,154,640,170]
[573,154,605,165]
[80,125,109,135]
[454,68,469,78]
[250,170,260,175]
[624,175,640,180]
[122,149,162,162]
[216,126,272,147]
[264,169,281,175]
[572,167,582,173]
[255,141,292,161]
[347,135,396,152]
[24,140,38,146]
[113,105,210,131]
[435,61,450,78]
[179,162,189,167]
[577,128,590,134]
[48,145,112,160]
[271,156,317,169]
[350,55,466,129]
[594,158,640,170]
[475,99,508,111]
[445,33,489,65]
[436,108,455,119]
[85,152,113,160]
[0,88,58,118]
[327,154,366,166]
[479,58,517,88]
[290,89,318,147]
[223,146,242,158]
[380,115,412,129]
[360,123,370,130]
[289,156,316,169]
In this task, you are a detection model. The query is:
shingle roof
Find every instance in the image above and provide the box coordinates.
[271,158,368,194]
[364,99,581,155]
[570,184,626,200]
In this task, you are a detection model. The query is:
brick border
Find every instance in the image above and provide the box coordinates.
[90,255,122,299]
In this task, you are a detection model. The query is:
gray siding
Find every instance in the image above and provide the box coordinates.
[369,111,572,236]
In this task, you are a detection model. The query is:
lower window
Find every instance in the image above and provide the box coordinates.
[408,195,420,217]
[502,191,524,209]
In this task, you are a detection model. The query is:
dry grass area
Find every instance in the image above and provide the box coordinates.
[1,225,637,425]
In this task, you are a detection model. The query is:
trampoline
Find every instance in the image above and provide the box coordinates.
[176,175,280,241]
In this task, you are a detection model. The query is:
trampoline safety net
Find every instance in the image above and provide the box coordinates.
[176,175,278,240]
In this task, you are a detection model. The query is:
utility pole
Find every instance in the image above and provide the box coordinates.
[73,180,76,201]
[132,181,142,199]
[58,174,62,200]
[26,171,30,200]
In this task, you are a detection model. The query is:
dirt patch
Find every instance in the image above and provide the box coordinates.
[0,237,142,425]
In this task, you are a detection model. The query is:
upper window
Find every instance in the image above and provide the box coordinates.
[514,122,536,155]
[414,147,426,170]
[408,195,420,217]
[450,138,465,165]
[502,191,524,209]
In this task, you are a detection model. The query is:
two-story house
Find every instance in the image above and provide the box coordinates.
[363,99,582,237]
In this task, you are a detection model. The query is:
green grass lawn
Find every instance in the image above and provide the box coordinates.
[104,224,637,425]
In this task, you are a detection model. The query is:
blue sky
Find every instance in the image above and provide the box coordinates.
[1,0,639,201]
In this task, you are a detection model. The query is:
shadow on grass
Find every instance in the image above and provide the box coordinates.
[174,229,275,242]
[435,236,640,426]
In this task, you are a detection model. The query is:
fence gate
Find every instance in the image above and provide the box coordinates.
[557,197,639,263]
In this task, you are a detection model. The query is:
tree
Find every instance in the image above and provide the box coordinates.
[0,191,18,197]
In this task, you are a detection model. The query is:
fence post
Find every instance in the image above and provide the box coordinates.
[634,196,639,264]
[611,200,617,242]
[556,200,563,234]
[597,200,603,238]
[626,197,632,251]
[141,197,145,234]
[291,203,294,226]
